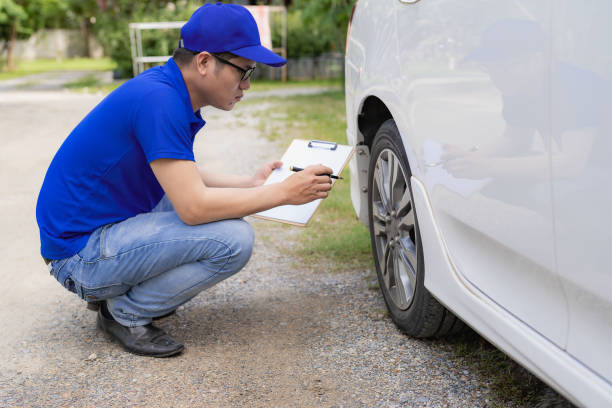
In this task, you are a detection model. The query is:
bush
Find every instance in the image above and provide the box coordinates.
[92,1,353,77]
[93,1,197,78]
[272,9,333,59]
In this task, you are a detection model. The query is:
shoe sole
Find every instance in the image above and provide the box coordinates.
[97,318,184,358]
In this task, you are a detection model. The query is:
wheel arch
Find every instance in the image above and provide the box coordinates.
[357,95,393,150]
[357,94,419,179]
[352,94,412,224]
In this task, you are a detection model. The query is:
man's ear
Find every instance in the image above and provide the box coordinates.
[195,52,212,76]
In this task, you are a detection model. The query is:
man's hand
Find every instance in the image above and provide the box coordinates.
[440,144,482,162]
[251,160,283,187]
[281,164,333,205]
[441,144,489,179]
[443,154,492,179]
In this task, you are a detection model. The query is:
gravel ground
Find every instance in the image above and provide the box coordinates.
[0,87,573,407]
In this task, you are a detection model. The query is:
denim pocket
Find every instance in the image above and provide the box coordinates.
[50,258,77,294]
[75,222,117,263]
[49,258,67,278]
[63,276,77,294]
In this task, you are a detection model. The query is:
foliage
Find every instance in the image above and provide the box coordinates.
[272,9,329,59]
[288,0,354,56]
[92,0,354,77]
[1,0,355,74]
[93,1,198,78]
[1,0,198,75]
[1,0,73,39]
[23,0,70,30]
[0,1,27,26]
[0,0,28,48]
[270,0,354,58]
[0,0,95,70]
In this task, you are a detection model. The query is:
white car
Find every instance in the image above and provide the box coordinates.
[345,1,612,406]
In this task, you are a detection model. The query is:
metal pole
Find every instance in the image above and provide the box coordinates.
[282,6,287,83]
[135,28,144,74]
[129,24,138,77]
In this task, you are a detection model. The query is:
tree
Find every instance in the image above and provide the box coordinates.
[67,0,98,57]
[0,0,27,70]
[93,0,199,77]
[1,0,73,70]
[292,0,354,54]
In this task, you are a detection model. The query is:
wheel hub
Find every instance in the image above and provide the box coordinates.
[385,211,400,239]
[371,148,418,311]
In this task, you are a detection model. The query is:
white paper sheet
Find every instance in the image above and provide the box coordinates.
[254,139,354,225]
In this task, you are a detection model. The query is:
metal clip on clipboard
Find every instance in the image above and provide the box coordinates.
[308,140,337,150]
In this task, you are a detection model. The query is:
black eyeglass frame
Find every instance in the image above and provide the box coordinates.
[184,49,255,82]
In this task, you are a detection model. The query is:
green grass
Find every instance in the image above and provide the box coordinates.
[441,330,554,407]
[249,78,342,92]
[64,74,100,89]
[0,58,116,81]
[253,90,373,272]
[71,80,128,94]
[62,75,128,94]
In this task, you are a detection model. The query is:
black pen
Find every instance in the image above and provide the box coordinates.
[289,165,343,179]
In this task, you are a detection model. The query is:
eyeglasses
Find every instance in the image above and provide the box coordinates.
[212,54,256,82]
[183,49,255,82]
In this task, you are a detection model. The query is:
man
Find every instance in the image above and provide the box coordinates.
[36,3,333,358]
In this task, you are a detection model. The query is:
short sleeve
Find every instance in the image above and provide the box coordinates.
[133,87,195,163]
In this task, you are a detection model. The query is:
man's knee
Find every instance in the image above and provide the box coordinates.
[214,219,254,274]
[236,220,255,269]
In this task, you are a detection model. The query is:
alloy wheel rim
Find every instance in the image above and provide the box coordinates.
[371,148,418,310]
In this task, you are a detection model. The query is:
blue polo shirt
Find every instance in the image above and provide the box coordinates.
[36,58,205,259]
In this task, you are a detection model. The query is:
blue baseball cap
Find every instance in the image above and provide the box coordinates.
[180,3,286,67]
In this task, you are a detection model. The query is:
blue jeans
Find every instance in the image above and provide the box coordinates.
[49,196,254,327]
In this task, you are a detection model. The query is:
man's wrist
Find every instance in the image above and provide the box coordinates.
[272,182,289,206]
[248,175,260,188]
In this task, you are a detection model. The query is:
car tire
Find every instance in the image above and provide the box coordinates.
[367,119,464,337]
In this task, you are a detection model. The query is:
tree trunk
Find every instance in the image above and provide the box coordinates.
[311,56,317,80]
[81,19,92,58]
[7,20,17,71]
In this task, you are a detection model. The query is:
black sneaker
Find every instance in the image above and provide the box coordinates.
[97,302,184,357]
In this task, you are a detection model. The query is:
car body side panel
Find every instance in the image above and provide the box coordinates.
[411,175,612,407]
[346,1,612,403]
[550,0,612,382]
[393,0,568,346]
[346,0,406,223]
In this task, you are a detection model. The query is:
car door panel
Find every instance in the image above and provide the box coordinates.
[394,0,568,346]
[551,0,612,381]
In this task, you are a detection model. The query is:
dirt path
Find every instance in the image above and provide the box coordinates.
[0,88,566,407]
[0,71,113,92]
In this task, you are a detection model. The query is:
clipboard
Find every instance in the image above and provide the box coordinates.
[253,139,355,226]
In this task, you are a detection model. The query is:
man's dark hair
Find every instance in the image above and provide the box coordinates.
[172,48,239,71]
[172,47,197,66]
